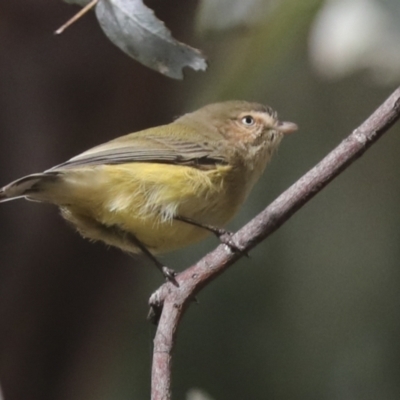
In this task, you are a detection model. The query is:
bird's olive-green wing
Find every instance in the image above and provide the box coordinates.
[49,124,228,171]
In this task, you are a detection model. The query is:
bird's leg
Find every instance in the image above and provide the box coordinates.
[92,221,177,285]
[124,231,178,286]
[175,215,231,237]
[64,212,177,283]
[174,215,248,256]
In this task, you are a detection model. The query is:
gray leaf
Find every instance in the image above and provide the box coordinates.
[94,0,207,79]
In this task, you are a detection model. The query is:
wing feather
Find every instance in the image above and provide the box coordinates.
[49,125,228,171]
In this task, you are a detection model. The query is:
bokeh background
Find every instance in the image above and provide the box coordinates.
[0,0,400,399]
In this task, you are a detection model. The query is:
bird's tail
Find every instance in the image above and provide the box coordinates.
[0,172,59,203]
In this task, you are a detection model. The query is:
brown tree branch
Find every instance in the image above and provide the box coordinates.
[149,87,400,400]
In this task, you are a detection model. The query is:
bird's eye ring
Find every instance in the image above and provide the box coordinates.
[241,115,255,126]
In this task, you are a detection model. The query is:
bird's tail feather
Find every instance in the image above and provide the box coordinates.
[0,173,59,203]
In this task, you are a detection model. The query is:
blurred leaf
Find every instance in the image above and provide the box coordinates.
[309,0,400,84]
[196,0,273,33]
[62,0,208,79]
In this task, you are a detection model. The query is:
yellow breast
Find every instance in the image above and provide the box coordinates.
[53,162,247,253]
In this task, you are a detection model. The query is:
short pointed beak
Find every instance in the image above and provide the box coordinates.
[277,121,298,135]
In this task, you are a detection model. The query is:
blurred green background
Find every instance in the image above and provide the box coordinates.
[0,1,399,399]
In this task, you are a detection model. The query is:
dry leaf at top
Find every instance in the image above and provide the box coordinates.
[62,0,207,79]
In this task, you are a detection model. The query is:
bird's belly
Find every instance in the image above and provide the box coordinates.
[54,163,245,253]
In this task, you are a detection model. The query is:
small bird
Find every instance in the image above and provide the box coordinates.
[0,101,297,279]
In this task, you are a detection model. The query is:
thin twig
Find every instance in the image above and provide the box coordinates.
[150,87,400,400]
[55,0,99,35]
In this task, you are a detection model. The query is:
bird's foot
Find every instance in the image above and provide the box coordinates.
[214,229,249,257]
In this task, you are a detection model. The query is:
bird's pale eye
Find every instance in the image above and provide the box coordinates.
[241,115,255,126]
